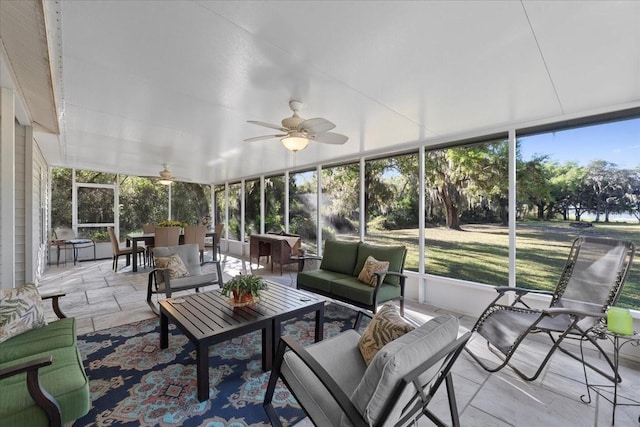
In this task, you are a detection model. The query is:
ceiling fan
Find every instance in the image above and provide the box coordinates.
[245,100,348,152]
[147,164,188,185]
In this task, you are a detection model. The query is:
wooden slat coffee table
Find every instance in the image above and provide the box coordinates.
[159,281,325,401]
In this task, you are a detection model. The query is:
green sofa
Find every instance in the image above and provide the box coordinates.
[297,240,407,315]
[0,293,90,427]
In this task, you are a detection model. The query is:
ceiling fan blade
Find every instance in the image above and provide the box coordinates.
[309,132,348,145]
[299,117,335,133]
[244,134,286,142]
[247,120,288,132]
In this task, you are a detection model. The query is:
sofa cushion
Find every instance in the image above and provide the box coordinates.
[358,303,414,365]
[298,270,353,294]
[331,277,402,307]
[0,284,47,344]
[281,329,366,427]
[354,244,406,286]
[357,256,389,287]
[0,344,90,425]
[320,240,360,275]
[0,318,76,364]
[349,314,459,426]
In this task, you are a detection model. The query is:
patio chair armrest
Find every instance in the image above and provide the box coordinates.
[495,286,554,297]
[0,356,62,425]
[278,336,368,427]
[543,307,606,319]
[381,270,408,281]
[353,310,373,331]
[373,270,407,291]
[41,291,67,319]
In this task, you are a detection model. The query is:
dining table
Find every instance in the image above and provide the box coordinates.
[125,230,217,272]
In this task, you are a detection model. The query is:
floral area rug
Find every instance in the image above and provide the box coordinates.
[73,303,358,426]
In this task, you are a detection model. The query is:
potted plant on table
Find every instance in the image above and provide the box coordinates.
[221,274,268,305]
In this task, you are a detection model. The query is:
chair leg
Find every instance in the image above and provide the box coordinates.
[445,373,460,427]
[114,254,119,272]
[147,273,159,315]
[263,339,288,427]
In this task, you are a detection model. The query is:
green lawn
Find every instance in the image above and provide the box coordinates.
[337,221,640,309]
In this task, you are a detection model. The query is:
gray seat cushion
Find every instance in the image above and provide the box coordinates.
[281,329,366,426]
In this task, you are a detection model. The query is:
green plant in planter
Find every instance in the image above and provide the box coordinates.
[157,219,188,227]
[221,274,268,303]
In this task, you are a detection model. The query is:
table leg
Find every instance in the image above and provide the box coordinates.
[196,342,209,401]
[263,324,273,371]
[315,304,325,342]
[132,239,139,272]
[125,238,132,267]
[160,312,168,349]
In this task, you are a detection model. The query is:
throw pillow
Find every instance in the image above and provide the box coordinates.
[154,253,189,279]
[358,302,414,366]
[357,256,390,287]
[0,283,48,344]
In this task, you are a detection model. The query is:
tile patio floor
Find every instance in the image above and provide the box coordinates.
[38,251,640,426]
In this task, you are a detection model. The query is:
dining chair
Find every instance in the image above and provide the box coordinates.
[154,226,180,247]
[142,223,156,264]
[107,226,146,271]
[183,225,207,264]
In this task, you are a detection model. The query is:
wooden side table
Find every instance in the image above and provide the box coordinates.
[580,326,640,425]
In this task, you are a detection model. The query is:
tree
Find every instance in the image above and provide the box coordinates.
[517,154,552,220]
[585,161,620,222]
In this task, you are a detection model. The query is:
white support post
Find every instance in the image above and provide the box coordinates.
[418,146,426,303]
[71,169,77,235]
[316,165,322,256]
[284,171,290,233]
[359,157,365,242]
[240,179,246,247]
[209,184,214,224]
[167,184,172,220]
[224,183,229,241]
[0,87,16,288]
[24,126,34,282]
[260,176,265,234]
[508,129,517,300]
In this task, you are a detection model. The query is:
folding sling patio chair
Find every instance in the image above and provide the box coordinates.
[466,236,634,382]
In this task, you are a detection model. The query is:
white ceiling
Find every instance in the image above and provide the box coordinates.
[26,1,640,183]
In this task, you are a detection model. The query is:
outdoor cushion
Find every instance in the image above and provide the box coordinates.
[0,318,75,364]
[320,240,360,275]
[297,270,353,294]
[358,303,414,365]
[350,314,459,425]
[281,329,367,427]
[0,284,47,344]
[353,244,406,286]
[357,256,389,287]
[0,345,90,425]
[330,277,401,306]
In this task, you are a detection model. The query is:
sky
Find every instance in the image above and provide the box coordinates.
[519,117,640,169]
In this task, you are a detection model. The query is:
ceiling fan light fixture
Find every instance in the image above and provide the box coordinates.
[158,179,173,185]
[281,133,309,152]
